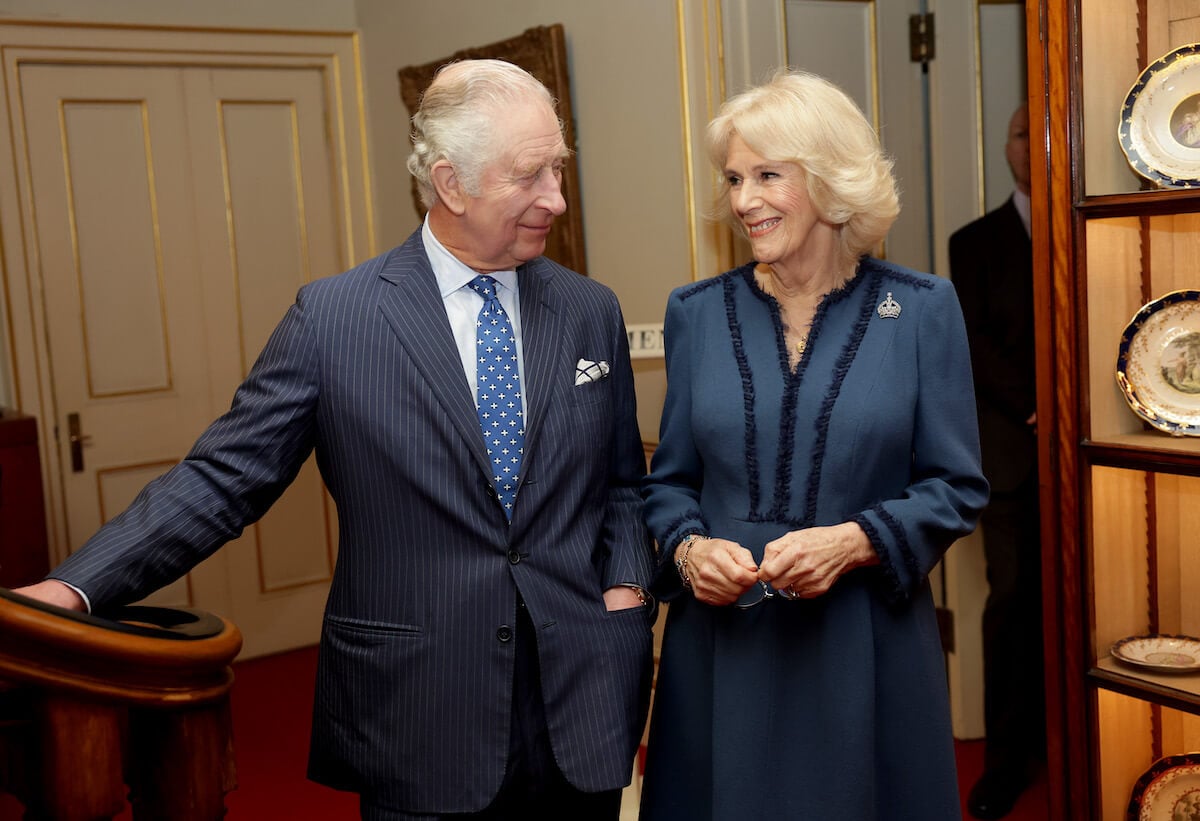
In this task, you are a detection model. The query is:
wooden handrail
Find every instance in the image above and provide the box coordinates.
[0,591,241,706]
[0,589,243,820]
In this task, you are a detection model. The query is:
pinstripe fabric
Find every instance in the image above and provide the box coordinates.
[50,229,655,814]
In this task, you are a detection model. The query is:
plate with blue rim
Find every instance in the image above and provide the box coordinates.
[1111,633,1200,673]
[1116,290,1200,437]
[1119,43,1200,188]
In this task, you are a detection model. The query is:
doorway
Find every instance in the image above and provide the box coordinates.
[0,22,375,658]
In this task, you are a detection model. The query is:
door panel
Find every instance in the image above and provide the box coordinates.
[979,3,1028,211]
[21,64,223,609]
[19,60,345,657]
[786,0,930,272]
[60,103,169,396]
[184,66,340,656]
[786,2,874,105]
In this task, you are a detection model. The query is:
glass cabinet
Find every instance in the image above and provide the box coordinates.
[1035,1,1200,818]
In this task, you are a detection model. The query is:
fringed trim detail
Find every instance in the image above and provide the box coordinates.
[678,272,729,302]
[774,357,803,520]
[747,510,805,527]
[740,267,794,376]
[800,268,874,524]
[657,510,710,567]
[704,259,932,528]
[725,272,762,512]
[876,503,921,586]
[870,258,935,291]
[851,511,904,601]
[742,267,800,520]
[648,511,709,599]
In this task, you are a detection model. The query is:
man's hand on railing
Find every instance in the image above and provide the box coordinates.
[11,580,85,612]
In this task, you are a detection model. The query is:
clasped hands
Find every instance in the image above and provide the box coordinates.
[681,522,876,606]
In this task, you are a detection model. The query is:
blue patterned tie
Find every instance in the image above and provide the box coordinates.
[468,275,524,519]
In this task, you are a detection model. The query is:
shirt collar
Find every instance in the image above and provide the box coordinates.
[1012,188,1032,238]
[422,216,518,298]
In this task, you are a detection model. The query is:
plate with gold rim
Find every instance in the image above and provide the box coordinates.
[1111,634,1200,673]
[1120,43,1200,188]
[1128,753,1200,821]
[1116,290,1200,437]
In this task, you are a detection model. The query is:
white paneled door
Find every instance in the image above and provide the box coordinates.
[2,26,374,658]
[785,0,933,271]
[782,0,1026,274]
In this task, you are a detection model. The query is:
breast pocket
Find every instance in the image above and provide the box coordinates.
[561,378,614,458]
[572,377,612,406]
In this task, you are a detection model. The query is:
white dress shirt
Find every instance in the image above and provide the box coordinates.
[421,217,526,405]
[1012,188,1032,238]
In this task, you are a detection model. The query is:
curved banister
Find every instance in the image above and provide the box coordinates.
[0,589,244,820]
[0,589,241,706]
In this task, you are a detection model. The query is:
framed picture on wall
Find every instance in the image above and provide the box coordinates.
[399,23,588,276]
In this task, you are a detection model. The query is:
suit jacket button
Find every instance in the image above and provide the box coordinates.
[507,550,521,564]
[496,626,512,642]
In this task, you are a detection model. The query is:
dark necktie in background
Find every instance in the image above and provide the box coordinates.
[468,275,525,519]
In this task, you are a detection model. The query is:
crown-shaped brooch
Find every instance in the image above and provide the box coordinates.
[876,292,901,319]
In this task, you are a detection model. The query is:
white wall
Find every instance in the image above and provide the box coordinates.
[0,0,359,411]
[354,1,691,438]
[0,0,691,438]
[0,0,356,29]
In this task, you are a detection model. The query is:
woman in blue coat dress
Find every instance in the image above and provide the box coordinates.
[639,70,989,820]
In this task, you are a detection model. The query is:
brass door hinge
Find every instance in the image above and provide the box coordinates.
[909,12,936,65]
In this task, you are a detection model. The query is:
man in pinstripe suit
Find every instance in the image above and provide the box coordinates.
[17,59,655,819]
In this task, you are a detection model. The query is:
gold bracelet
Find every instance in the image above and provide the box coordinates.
[674,533,705,589]
[619,584,650,606]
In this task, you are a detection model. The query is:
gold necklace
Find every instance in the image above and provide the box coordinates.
[754,265,814,358]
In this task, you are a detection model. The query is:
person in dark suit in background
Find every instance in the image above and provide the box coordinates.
[16,58,655,820]
[950,102,1044,821]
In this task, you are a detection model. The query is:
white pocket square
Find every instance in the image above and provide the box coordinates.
[575,358,610,386]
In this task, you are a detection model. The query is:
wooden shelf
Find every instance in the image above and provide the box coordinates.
[1091,656,1200,715]
[1077,188,1200,217]
[1083,436,1200,477]
[1038,1,1200,816]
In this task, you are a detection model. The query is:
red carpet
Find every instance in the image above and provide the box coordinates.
[954,737,1049,821]
[1,645,1048,819]
[220,647,359,819]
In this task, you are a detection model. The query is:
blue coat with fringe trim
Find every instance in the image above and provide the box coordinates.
[640,257,988,821]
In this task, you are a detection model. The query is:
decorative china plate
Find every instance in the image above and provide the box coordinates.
[1116,290,1200,436]
[1119,43,1200,188]
[1111,634,1200,673]
[1128,753,1200,821]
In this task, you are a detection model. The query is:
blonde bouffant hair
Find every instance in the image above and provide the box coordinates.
[706,69,899,267]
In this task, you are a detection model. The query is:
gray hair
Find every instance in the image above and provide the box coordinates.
[706,69,899,267]
[407,59,557,209]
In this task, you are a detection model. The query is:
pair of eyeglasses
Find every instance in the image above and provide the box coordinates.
[735,580,801,609]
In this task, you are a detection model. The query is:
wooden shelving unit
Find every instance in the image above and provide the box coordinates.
[1034,1,1200,818]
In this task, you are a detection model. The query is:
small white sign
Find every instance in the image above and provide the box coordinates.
[626,323,665,359]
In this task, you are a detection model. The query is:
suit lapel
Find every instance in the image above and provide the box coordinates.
[999,197,1032,248]
[376,233,492,479]
[516,260,563,470]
